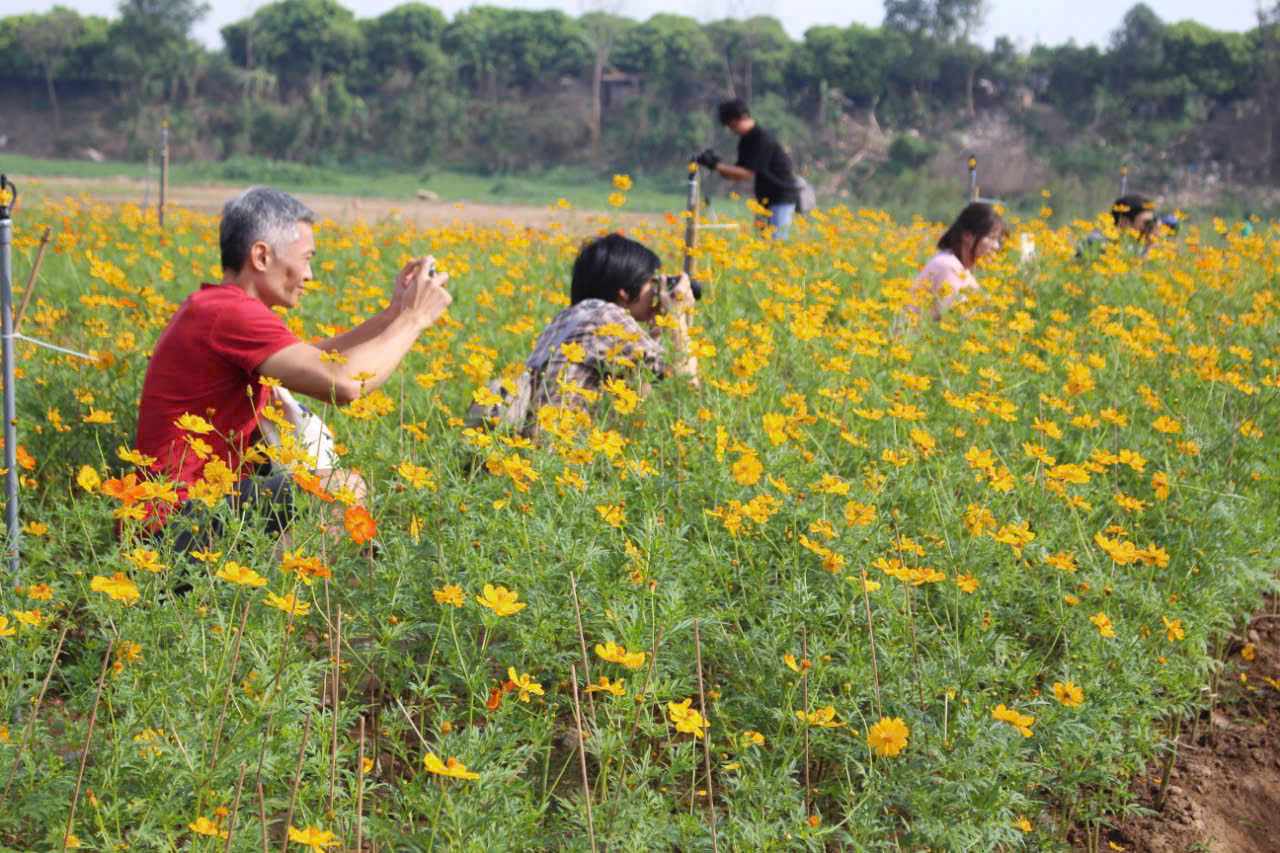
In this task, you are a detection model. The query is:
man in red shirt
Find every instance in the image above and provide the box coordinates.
[136,186,452,542]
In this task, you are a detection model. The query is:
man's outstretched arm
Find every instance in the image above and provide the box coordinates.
[259,263,452,405]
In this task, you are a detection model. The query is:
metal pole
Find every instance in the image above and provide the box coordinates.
[0,175,19,573]
[1119,164,1129,196]
[159,119,170,228]
[682,162,700,280]
[967,155,978,201]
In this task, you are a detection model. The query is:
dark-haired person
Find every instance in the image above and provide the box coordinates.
[468,233,698,435]
[696,99,799,238]
[907,201,1005,322]
[135,186,453,541]
[1078,194,1166,260]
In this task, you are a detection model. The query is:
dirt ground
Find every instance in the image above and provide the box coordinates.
[15,175,666,229]
[1090,599,1280,853]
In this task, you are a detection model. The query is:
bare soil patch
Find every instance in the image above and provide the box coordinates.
[15,175,664,230]
[1095,600,1280,853]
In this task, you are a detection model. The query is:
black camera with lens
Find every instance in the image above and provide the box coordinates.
[659,274,703,302]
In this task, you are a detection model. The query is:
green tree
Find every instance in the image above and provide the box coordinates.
[110,0,210,99]
[443,7,588,98]
[704,16,791,104]
[361,3,447,79]
[11,7,85,131]
[222,0,365,92]
[580,8,634,161]
[613,13,715,103]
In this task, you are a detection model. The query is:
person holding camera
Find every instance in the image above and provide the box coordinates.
[468,233,698,436]
[135,186,453,541]
[696,98,800,238]
[1077,193,1175,260]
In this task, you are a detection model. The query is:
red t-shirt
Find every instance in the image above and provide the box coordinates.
[136,283,300,498]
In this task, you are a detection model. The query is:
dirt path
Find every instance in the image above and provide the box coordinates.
[15,175,665,229]
[1092,600,1280,852]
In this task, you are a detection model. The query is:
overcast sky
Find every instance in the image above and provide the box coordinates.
[2,0,1262,48]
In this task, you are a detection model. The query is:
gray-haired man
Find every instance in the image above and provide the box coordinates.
[135,186,451,538]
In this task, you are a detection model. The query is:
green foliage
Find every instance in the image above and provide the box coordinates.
[0,194,1276,849]
[1,1,1276,184]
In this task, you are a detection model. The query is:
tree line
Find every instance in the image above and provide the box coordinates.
[2,0,1278,184]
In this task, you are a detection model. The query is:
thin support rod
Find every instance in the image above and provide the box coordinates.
[1,195,18,573]
[159,121,170,229]
[682,164,700,279]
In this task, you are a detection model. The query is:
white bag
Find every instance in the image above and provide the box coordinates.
[795,177,817,215]
[258,386,340,472]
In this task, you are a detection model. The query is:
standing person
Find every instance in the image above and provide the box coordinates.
[135,186,453,541]
[906,201,1005,323]
[696,98,799,238]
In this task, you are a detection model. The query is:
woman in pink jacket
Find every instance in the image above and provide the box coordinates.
[910,201,1005,321]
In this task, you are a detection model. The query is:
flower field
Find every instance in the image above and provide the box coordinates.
[1,190,1277,850]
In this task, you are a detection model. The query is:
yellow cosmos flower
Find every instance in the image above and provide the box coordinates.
[991,704,1035,737]
[475,583,526,616]
[866,716,910,756]
[506,667,544,702]
[215,562,267,588]
[1090,612,1116,639]
[796,705,844,728]
[0,615,16,638]
[83,408,115,424]
[668,698,708,737]
[12,609,43,628]
[76,466,102,492]
[90,572,140,605]
[433,584,464,607]
[585,675,625,697]
[1052,681,1084,707]
[287,825,340,851]
[423,752,480,780]
[265,592,311,617]
[1161,616,1185,642]
[188,816,228,839]
[117,446,157,467]
[594,641,646,670]
[26,583,53,601]
[595,503,625,528]
[174,412,215,434]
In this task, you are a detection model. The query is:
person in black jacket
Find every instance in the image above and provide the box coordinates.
[697,99,799,238]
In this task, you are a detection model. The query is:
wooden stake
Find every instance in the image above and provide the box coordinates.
[210,600,251,767]
[3,624,67,801]
[256,780,269,853]
[692,620,719,853]
[222,763,248,853]
[858,570,884,717]
[158,119,170,229]
[328,608,342,815]
[569,664,598,853]
[801,627,811,818]
[568,572,597,726]
[356,717,366,852]
[63,640,113,851]
[279,707,314,853]
[13,226,51,333]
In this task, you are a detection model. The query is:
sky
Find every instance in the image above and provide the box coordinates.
[1,0,1263,48]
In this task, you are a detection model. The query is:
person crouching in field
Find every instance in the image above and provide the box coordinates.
[1077,193,1175,260]
[901,201,1005,325]
[134,186,452,549]
[468,233,698,437]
